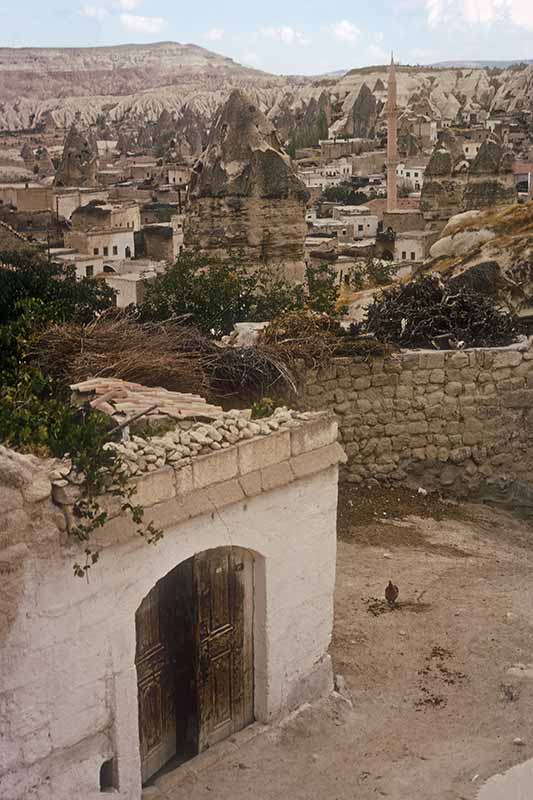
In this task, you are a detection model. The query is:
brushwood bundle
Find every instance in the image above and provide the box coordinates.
[364,276,517,349]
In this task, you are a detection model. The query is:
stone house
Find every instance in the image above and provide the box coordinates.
[0,407,344,800]
[65,228,135,262]
[394,229,438,263]
[142,219,183,263]
[71,202,141,233]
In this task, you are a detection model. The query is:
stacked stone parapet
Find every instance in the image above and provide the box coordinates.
[296,341,533,494]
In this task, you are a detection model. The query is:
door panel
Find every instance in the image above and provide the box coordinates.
[136,548,254,783]
[135,574,178,784]
[195,548,254,752]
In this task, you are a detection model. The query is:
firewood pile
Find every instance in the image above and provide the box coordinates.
[364,275,517,349]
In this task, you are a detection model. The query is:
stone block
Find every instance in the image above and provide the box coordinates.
[192,447,239,489]
[238,431,290,474]
[290,416,337,457]
[448,352,470,369]
[408,420,429,435]
[205,479,245,510]
[493,351,523,369]
[261,461,294,492]
[353,376,371,390]
[134,468,176,508]
[429,369,445,384]
[290,443,346,480]
[419,351,446,369]
[174,464,193,495]
[445,382,463,397]
[239,470,262,498]
[22,477,51,504]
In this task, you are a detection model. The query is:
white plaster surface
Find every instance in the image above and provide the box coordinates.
[0,460,339,800]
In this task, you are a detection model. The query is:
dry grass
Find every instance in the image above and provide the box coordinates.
[31,316,210,395]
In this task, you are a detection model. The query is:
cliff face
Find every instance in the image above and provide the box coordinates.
[420,132,516,219]
[184,90,309,280]
[54,124,98,187]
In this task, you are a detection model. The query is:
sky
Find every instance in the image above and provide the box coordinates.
[2,0,533,75]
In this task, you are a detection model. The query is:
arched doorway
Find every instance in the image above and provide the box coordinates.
[135,547,254,784]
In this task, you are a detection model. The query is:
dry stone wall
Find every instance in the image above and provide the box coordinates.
[297,342,533,497]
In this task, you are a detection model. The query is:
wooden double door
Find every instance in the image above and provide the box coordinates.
[135,547,254,784]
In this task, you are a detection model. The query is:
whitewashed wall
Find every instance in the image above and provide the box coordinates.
[0,417,344,800]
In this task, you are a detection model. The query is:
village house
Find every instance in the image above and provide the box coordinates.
[396,158,429,192]
[166,165,191,187]
[64,228,135,262]
[299,158,353,190]
[394,229,438,263]
[142,216,184,262]
[0,396,344,800]
[332,205,379,240]
[70,201,141,233]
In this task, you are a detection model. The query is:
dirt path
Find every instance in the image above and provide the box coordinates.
[149,489,533,800]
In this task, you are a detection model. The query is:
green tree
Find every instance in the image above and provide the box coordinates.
[0,251,115,326]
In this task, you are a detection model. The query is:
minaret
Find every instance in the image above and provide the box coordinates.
[386,53,398,212]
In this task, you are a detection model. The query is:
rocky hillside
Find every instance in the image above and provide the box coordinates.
[1,42,532,149]
[424,202,533,317]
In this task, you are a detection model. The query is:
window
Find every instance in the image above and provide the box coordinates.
[86,265,94,277]
[103,247,109,257]
[401,251,407,260]
[93,247,99,255]
[406,171,411,177]
[358,224,363,231]
[112,246,118,255]
[411,251,416,260]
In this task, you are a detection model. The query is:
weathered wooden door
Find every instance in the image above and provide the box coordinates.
[135,548,254,782]
[194,547,254,752]
[135,569,179,784]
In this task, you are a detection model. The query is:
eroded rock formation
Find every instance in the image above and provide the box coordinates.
[54,123,98,187]
[184,90,309,280]
[420,131,517,219]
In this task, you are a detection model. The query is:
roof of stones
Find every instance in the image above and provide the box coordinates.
[70,378,223,423]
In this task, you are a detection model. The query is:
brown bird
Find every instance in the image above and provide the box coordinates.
[385,580,399,608]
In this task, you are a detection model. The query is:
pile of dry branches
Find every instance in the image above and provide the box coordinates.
[260,310,391,364]
[30,315,299,399]
[31,316,209,395]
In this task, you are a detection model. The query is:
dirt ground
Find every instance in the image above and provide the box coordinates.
[148,487,533,800]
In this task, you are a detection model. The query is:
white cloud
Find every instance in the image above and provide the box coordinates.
[204,28,224,41]
[79,4,109,20]
[425,0,533,29]
[259,26,311,46]
[116,0,140,10]
[119,13,165,35]
[329,20,360,45]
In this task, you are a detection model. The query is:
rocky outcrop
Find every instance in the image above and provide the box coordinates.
[420,132,517,219]
[463,140,517,210]
[184,90,309,280]
[344,83,379,138]
[423,203,533,317]
[54,123,98,187]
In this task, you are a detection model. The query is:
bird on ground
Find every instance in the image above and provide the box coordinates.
[385,580,399,608]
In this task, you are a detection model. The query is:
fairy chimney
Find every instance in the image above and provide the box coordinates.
[184,90,309,281]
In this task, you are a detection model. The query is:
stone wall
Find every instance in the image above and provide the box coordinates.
[297,343,533,495]
[0,412,344,800]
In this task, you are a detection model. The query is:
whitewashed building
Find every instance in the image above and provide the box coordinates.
[0,411,344,800]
